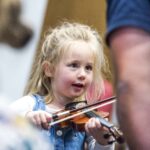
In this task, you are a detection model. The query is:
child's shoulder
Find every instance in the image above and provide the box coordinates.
[11,95,35,106]
[18,95,35,101]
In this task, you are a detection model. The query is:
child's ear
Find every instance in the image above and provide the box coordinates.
[43,61,54,77]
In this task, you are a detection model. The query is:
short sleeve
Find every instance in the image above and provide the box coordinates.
[106,0,150,45]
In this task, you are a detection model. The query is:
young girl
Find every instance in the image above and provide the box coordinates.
[10,22,114,150]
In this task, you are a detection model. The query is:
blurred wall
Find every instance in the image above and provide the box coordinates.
[43,0,106,36]
[0,0,48,102]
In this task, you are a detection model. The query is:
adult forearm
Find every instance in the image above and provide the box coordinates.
[109,27,150,149]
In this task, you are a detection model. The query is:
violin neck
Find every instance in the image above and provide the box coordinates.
[85,111,114,128]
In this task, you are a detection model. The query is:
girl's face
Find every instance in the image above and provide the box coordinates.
[51,41,94,102]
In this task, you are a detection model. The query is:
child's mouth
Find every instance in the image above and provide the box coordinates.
[72,83,84,88]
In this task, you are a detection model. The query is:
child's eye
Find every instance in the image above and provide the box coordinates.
[86,65,93,71]
[68,63,78,68]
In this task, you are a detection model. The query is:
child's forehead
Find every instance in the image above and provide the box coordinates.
[64,40,95,56]
[61,41,95,63]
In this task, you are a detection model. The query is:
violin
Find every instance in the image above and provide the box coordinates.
[48,96,124,144]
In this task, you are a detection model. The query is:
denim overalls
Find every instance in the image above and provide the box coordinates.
[32,94,86,150]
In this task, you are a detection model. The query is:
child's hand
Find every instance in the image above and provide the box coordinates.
[25,110,52,130]
[85,117,111,145]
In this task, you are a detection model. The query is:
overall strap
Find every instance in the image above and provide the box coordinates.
[32,94,46,111]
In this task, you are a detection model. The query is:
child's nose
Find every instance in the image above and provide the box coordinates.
[77,68,86,80]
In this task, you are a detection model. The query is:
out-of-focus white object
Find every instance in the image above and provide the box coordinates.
[0,102,52,150]
[0,0,48,102]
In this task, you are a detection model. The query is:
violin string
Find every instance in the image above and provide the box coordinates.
[71,96,116,113]
[49,99,116,126]
[54,96,116,118]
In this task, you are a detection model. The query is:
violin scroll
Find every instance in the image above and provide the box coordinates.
[109,126,124,144]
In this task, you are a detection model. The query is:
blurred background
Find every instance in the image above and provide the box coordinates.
[0,0,48,102]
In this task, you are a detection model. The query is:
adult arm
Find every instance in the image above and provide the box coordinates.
[109,27,150,150]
